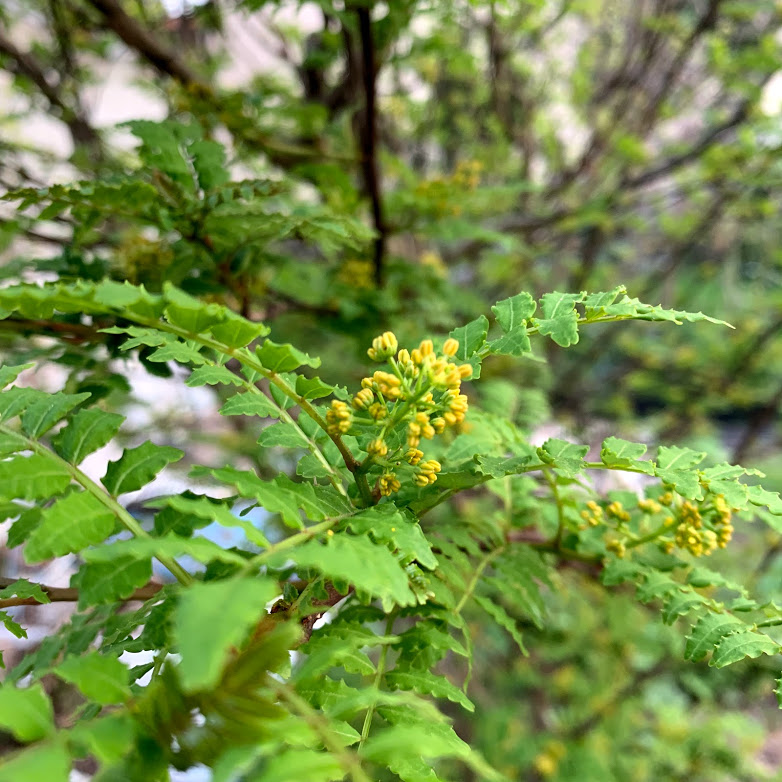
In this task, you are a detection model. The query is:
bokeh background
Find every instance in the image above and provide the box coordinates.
[2,1,782,779]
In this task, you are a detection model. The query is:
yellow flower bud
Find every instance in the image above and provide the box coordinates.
[419,339,434,357]
[379,472,401,496]
[405,448,424,465]
[352,387,375,410]
[431,417,446,434]
[457,364,473,379]
[368,402,387,420]
[367,331,399,361]
[367,438,388,458]
[419,459,441,475]
[443,338,459,357]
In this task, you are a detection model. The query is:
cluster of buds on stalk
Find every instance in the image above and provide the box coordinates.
[326,331,474,497]
[578,491,737,559]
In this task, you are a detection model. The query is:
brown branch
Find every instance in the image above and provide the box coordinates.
[355,6,386,287]
[0,576,163,608]
[0,317,105,344]
[0,29,102,155]
[623,100,750,190]
[84,0,202,87]
[731,379,782,464]
[564,660,667,740]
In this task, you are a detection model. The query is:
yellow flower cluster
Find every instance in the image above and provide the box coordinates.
[414,161,482,218]
[638,498,662,514]
[712,494,734,548]
[325,400,352,435]
[674,500,718,557]
[378,472,401,497]
[533,741,566,777]
[337,258,375,289]
[606,501,631,522]
[334,331,475,496]
[580,490,736,559]
[579,500,603,527]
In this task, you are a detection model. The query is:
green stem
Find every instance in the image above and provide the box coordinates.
[454,547,504,615]
[201,355,347,497]
[129,316,363,491]
[5,425,193,586]
[625,521,672,549]
[544,468,566,550]
[359,612,395,747]
[240,514,353,574]
[272,681,372,782]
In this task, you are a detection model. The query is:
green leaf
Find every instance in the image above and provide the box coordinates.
[102,441,184,495]
[70,713,135,766]
[52,408,124,465]
[0,682,54,741]
[290,535,416,611]
[684,613,745,662]
[219,392,281,419]
[0,363,33,389]
[0,387,46,422]
[487,330,531,357]
[534,291,584,347]
[82,534,249,567]
[473,596,527,654]
[385,670,474,712]
[748,485,782,515]
[257,422,309,449]
[198,468,351,528]
[600,437,654,474]
[163,283,226,334]
[190,138,229,190]
[0,454,71,500]
[174,577,278,692]
[295,375,335,400]
[448,315,489,360]
[20,392,90,438]
[146,340,206,366]
[70,557,153,608]
[256,749,344,782]
[185,365,245,387]
[710,629,779,668]
[209,312,270,348]
[654,467,703,500]
[661,590,708,625]
[537,438,589,477]
[25,491,115,563]
[656,445,706,470]
[361,723,476,772]
[0,741,69,782]
[155,494,270,547]
[53,652,130,704]
[346,505,438,570]
[491,292,536,331]
[256,339,321,372]
[0,429,28,457]
[0,579,49,604]
[0,610,26,639]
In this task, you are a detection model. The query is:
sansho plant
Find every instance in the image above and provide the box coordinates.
[0,276,780,781]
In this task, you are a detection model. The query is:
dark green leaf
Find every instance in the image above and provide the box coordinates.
[102,441,184,495]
